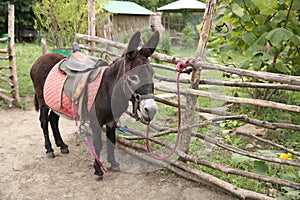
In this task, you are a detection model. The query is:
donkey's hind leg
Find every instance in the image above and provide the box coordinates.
[49,110,69,154]
[106,122,120,171]
[39,105,55,158]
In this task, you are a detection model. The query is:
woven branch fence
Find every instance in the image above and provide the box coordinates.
[74,31,300,199]
[0,4,20,107]
[74,1,300,199]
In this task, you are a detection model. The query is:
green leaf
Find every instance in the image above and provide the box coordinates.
[254,25,270,35]
[240,14,251,23]
[290,34,300,45]
[253,53,263,70]
[239,60,251,69]
[242,32,257,46]
[275,60,291,74]
[253,160,268,175]
[256,150,279,157]
[252,0,278,15]
[231,3,244,18]
[266,28,294,45]
[231,153,252,164]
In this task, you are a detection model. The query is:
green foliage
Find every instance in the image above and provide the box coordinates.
[211,0,300,75]
[32,0,107,48]
[0,0,38,36]
[179,23,197,48]
[158,32,171,54]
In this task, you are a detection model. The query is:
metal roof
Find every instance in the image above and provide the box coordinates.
[104,1,154,15]
[157,0,206,11]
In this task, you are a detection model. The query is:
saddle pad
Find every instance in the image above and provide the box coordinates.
[44,60,108,119]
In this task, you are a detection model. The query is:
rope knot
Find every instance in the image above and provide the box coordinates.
[175,58,193,73]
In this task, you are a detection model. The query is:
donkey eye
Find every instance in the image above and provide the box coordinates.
[128,75,140,84]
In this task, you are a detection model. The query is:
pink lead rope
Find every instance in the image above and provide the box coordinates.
[85,136,108,174]
[146,58,192,160]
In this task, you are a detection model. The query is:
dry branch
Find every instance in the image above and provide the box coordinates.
[0,48,8,54]
[0,71,13,79]
[0,93,14,103]
[154,96,300,131]
[154,74,190,84]
[193,132,300,168]
[0,38,8,42]
[190,60,300,86]
[117,131,300,190]
[0,56,9,60]
[79,44,119,58]
[151,63,177,72]
[0,66,10,70]
[154,73,300,92]
[237,131,300,157]
[0,77,13,87]
[155,84,300,113]
[75,33,127,50]
[0,88,13,94]
[41,38,47,55]
[173,160,276,200]
[120,123,300,168]
[117,136,276,200]
[201,79,300,91]
[8,5,20,107]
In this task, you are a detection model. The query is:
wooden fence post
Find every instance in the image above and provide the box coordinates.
[88,0,95,56]
[180,0,216,153]
[8,4,20,107]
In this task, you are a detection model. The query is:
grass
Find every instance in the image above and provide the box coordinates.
[0,42,43,108]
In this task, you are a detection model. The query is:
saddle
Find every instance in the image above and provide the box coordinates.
[45,44,109,120]
[59,46,108,101]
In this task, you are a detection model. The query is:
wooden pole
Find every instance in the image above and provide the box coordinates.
[41,38,47,55]
[8,4,20,108]
[180,0,216,153]
[88,0,95,56]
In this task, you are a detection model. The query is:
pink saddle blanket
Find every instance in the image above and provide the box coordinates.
[44,60,108,119]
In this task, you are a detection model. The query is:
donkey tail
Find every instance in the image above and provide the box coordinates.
[34,94,39,111]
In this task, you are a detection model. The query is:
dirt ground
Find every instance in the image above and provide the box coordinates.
[0,108,235,200]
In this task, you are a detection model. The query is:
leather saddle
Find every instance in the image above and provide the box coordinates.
[59,44,108,102]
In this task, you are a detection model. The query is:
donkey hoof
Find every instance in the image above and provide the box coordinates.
[94,171,104,181]
[109,166,120,172]
[95,175,104,181]
[47,152,55,158]
[61,147,70,154]
[109,162,120,171]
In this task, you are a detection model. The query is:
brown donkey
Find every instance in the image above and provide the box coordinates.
[30,31,159,179]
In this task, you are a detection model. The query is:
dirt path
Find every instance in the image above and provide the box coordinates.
[0,108,234,200]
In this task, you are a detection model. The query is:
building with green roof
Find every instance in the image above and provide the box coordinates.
[97,1,154,40]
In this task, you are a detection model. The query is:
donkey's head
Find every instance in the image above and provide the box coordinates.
[121,31,159,122]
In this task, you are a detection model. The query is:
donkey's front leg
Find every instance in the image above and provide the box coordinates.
[90,120,104,179]
[106,122,120,171]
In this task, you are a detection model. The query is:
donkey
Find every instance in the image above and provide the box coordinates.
[30,31,159,179]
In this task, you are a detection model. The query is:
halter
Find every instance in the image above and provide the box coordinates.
[122,69,155,121]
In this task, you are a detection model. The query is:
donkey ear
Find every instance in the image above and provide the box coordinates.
[125,31,141,59]
[140,31,160,58]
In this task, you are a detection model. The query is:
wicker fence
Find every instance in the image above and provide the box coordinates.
[0,4,20,107]
[74,31,300,199]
